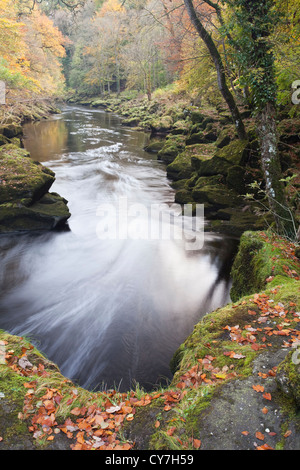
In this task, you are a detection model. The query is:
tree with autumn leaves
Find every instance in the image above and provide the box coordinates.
[0,0,68,104]
[1,0,298,236]
[182,0,298,237]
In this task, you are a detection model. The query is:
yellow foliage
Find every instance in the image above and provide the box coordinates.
[98,0,126,16]
[0,0,67,98]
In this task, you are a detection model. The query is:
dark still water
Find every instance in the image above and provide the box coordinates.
[0,106,237,391]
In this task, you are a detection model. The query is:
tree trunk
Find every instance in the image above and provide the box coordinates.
[183,0,247,140]
[258,103,295,237]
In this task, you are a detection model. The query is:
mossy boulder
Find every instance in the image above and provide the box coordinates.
[170,120,190,135]
[121,116,141,127]
[191,140,249,179]
[0,124,23,139]
[192,155,232,177]
[174,188,194,204]
[0,193,71,233]
[215,129,232,149]
[190,110,206,124]
[192,183,242,209]
[0,145,55,205]
[144,140,165,153]
[150,115,173,134]
[157,135,186,164]
[276,351,300,408]
[0,144,70,233]
[186,130,217,145]
[166,150,193,181]
[230,231,300,301]
[214,139,249,166]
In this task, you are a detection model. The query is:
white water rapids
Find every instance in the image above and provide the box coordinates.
[0,106,237,391]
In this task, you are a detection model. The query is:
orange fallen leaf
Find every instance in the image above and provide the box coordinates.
[263,392,272,401]
[193,439,201,449]
[253,384,264,393]
[155,421,160,428]
[256,443,274,450]
[167,427,176,436]
[241,431,249,436]
[262,407,268,414]
[164,405,171,411]
[284,430,292,438]
[121,406,132,414]
[255,432,265,441]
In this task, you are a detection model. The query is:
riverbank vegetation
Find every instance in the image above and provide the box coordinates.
[0,0,299,451]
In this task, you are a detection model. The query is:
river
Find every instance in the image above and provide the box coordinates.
[0,105,238,392]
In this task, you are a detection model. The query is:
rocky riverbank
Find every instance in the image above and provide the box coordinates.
[69,92,300,237]
[0,101,70,234]
[0,230,299,450]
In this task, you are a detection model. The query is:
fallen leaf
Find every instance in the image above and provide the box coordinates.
[255,431,265,441]
[263,392,272,401]
[106,405,121,414]
[241,431,249,436]
[193,439,201,449]
[167,427,176,436]
[253,384,264,393]
[256,443,274,450]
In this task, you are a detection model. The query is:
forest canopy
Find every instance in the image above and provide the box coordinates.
[1,0,299,112]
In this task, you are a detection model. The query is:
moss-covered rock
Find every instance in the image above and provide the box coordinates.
[0,144,55,205]
[144,140,165,153]
[230,231,300,301]
[150,115,173,134]
[276,351,300,408]
[157,134,186,164]
[0,144,70,233]
[166,150,194,181]
[192,183,242,209]
[0,123,23,139]
[215,129,232,149]
[192,155,232,177]
[214,139,249,166]
[0,193,71,233]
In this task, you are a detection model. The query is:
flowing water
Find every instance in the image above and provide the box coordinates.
[0,106,238,391]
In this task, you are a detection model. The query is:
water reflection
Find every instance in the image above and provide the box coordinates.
[0,106,238,392]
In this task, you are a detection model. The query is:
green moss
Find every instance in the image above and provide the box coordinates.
[214,139,249,166]
[230,231,300,301]
[0,144,55,205]
[192,183,242,208]
[166,150,194,181]
[276,351,300,408]
[157,135,186,164]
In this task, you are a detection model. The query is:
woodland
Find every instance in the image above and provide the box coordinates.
[0,0,299,452]
[1,0,300,236]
